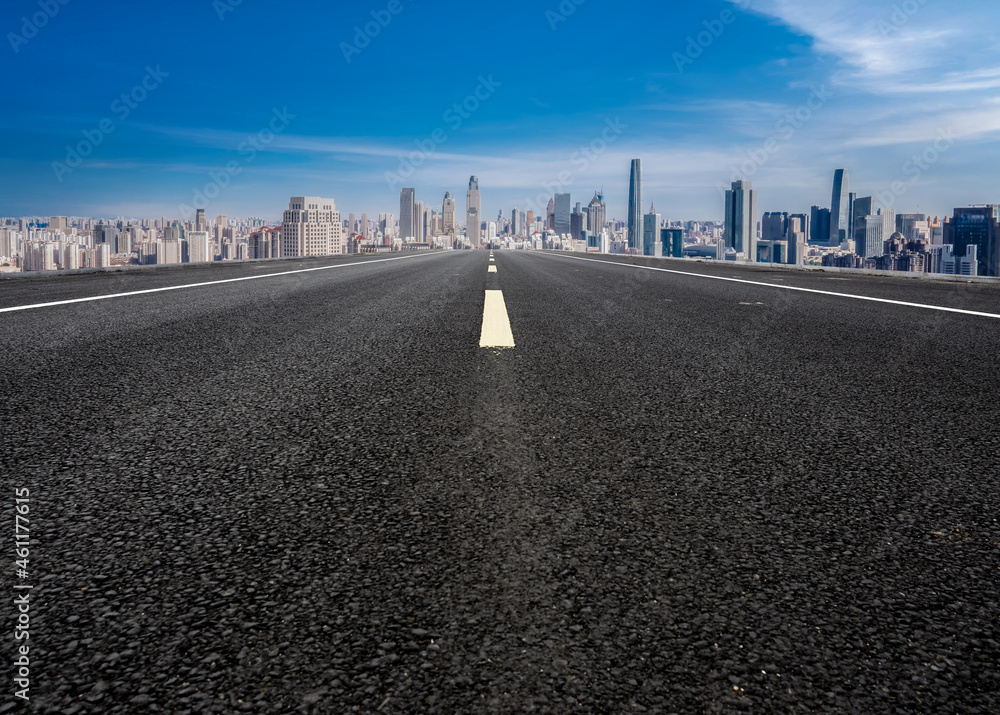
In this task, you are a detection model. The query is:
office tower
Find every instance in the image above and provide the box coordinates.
[762,212,789,241]
[546,197,555,230]
[526,210,534,229]
[511,208,523,237]
[862,210,895,259]
[830,168,850,246]
[196,209,206,232]
[554,193,571,236]
[810,206,831,245]
[643,203,661,256]
[50,216,68,231]
[183,230,210,263]
[588,191,606,236]
[628,160,643,254]
[724,180,757,259]
[413,202,424,242]
[570,209,586,242]
[852,196,874,250]
[944,205,1000,277]
[399,188,416,240]
[94,243,111,268]
[379,213,394,243]
[901,216,929,241]
[847,192,857,246]
[466,176,481,247]
[787,214,808,265]
[281,196,341,257]
[360,213,368,239]
[442,192,456,236]
[932,244,978,276]
[63,244,80,270]
[661,228,683,258]
[348,213,356,237]
[215,214,227,235]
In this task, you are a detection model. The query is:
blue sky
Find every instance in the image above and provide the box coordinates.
[2,0,999,223]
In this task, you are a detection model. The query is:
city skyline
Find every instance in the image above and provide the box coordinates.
[2,0,999,221]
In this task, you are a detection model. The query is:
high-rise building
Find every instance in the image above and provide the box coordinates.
[932,244,978,276]
[196,209,206,232]
[413,201,425,242]
[554,193,571,236]
[379,213,394,243]
[627,160,643,254]
[466,176,481,247]
[862,210,895,259]
[724,180,757,259]
[442,193,456,236]
[661,228,683,258]
[944,205,1000,277]
[588,191,606,236]
[570,209,586,242]
[853,196,874,252]
[50,216,68,231]
[511,208,524,237]
[787,214,808,266]
[281,196,341,257]
[643,203,661,256]
[810,206,831,245]
[546,198,555,230]
[399,188,416,240]
[830,168,851,246]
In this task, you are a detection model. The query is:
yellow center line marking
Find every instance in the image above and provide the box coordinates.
[488,265,497,273]
[479,290,515,348]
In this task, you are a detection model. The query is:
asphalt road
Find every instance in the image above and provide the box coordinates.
[3,250,999,714]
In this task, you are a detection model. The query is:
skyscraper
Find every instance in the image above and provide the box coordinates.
[414,201,425,242]
[830,169,851,246]
[546,198,555,230]
[466,176,481,247]
[399,188,416,240]
[853,196,876,256]
[810,206,831,245]
[588,191,606,236]
[627,160,643,254]
[643,203,661,256]
[442,192,456,236]
[196,209,206,232]
[863,210,894,259]
[724,180,757,259]
[554,193,571,236]
[944,205,1000,277]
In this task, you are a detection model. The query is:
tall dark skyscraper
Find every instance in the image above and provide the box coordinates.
[810,205,831,246]
[399,188,415,240]
[830,168,850,246]
[944,205,1000,277]
[627,159,643,253]
[554,193,571,236]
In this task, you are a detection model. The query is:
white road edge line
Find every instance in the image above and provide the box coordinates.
[479,290,515,348]
[549,253,1000,320]
[0,252,443,314]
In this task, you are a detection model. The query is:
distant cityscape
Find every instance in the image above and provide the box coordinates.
[2,162,996,278]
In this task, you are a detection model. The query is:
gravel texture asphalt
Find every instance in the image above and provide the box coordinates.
[2,249,999,714]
